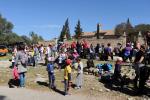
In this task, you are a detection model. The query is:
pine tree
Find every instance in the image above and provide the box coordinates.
[75,20,83,39]
[59,25,65,41]
[126,18,134,34]
[59,18,71,41]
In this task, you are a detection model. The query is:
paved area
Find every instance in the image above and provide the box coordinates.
[0,86,109,100]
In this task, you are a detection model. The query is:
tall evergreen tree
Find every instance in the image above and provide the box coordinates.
[75,20,83,39]
[59,18,71,41]
[59,25,65,41]
[126,18,134,34]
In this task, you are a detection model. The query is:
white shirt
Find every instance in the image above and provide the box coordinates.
[78,62,83,74]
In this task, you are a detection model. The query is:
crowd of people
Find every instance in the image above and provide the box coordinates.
[10,38,150,95]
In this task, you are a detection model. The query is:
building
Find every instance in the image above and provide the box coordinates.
[78,24,127,48]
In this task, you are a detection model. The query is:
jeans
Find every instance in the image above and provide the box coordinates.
[48,73,55,88]
[33,56,38,67]
[19,73,25,87]
[64,79,69,95]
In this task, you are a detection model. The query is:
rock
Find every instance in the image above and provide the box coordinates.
[105,89,111,92]
[84,72,89,75]
[91,87,95,90]
[127,97,135,100]
[98,89,103,92]
[34,77,47,83]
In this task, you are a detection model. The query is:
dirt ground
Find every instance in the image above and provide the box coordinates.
[0,60,149,100]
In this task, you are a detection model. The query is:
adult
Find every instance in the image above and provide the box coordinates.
[113,43,122,56]
[122,43,132,62]
[76,41,82,56]
[104,43,113,61]
[133,45,146,90]
[89,44,95,59]
[15,44,28,88]
[33,45,39,67]
[39,44,44,61]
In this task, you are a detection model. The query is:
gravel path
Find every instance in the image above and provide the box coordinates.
[0,86,112,100]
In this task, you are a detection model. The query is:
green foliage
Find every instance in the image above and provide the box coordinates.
[0,14,13,34]
[0,33,23,44]
[29,31,44,44]
[21,35,32,45]
[74,20,83,39]
[135,24,150,34]
[115,18,134,35]
[59,18,71,41]
[126,18,134,34]
[115,22,126,35]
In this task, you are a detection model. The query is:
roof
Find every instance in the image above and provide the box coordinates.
[99,30,114,35]
[103,35,121,39]
[82,30,114,37]
[81,32,95,36]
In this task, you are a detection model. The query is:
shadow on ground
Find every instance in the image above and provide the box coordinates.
[100,79,150,97]
[0,95,7,100]
[37,81,65,96]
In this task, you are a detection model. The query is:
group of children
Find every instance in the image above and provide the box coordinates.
[46,57,83,95]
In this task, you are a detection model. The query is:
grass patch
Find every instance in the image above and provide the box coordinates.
[0,59,115,91]
[0,54,12,61]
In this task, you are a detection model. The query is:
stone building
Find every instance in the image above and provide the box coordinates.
[79,28,127,48]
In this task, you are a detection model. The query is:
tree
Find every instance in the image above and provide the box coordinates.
[126,18,134,34]
[0,14,13,34]
[29,31,44,44]
[74,20,83,39]
[59,18,71,41]
[21,35,32,45]
[115,22,126,35]
[38,36,44,41]
[0,33,23,44]
[115,18,134,35]
[135,24,150,35]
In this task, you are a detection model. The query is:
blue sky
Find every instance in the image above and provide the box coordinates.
[0,0,150,40]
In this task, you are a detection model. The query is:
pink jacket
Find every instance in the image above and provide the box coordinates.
[12,66,19,80]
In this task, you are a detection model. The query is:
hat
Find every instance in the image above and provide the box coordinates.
[66,59,71,65]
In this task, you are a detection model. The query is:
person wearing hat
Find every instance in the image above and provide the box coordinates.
[64,59,72,95]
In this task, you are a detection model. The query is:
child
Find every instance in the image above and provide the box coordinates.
[47,57,55,89]
[11,52,16,68]
[75,58,83,89]
[64,59,72,95]
[114,57,123,81]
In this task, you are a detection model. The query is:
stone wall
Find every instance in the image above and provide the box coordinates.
[79,36,126,48]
